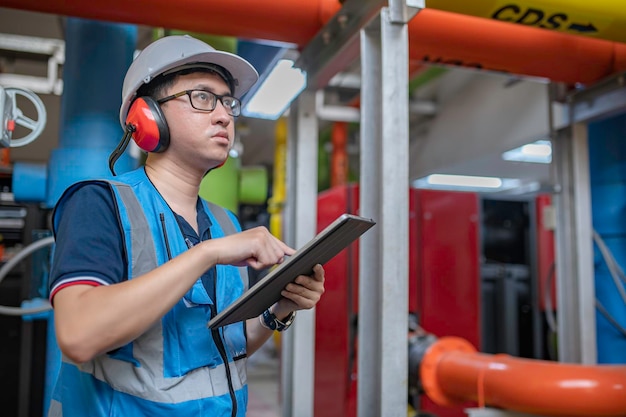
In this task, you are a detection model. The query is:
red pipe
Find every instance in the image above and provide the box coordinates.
[2,0,626,84]
[421,337,626,417]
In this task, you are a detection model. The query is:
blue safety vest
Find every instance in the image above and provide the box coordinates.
[48,168,249,417]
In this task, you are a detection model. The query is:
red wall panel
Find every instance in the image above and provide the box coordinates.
[413,189,480,417]
[315,184,359,417]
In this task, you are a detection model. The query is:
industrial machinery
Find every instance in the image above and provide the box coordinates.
[0,86,47,149]
[0,84,56,417]
[312,184,591,417]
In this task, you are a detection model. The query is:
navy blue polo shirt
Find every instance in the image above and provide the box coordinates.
[49,182,214,302]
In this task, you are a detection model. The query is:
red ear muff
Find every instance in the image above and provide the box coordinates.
[126,97,170,152]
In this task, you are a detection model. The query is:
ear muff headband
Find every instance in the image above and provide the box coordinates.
[126,97,170,153]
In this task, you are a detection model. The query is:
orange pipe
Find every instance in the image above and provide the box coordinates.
[0,0,341,47]
[409,8,626,85]
[421,337,626,417]
[330,122,348,187]
[2,0,626,85]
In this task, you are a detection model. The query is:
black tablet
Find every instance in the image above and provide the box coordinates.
[207,213,376,329]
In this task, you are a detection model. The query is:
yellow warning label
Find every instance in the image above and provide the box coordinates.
[425,0,625,43]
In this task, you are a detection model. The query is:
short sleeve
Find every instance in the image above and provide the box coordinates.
[49,183,127,301]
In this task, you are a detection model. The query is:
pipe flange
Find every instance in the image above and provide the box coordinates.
[420,336,476,407]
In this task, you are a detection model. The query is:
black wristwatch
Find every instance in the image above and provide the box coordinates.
[260,309,296,332]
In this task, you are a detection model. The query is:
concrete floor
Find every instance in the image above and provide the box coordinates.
[247,339,282,417]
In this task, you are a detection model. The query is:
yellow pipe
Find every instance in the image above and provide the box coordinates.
[425,0,626,43]
[268,118,288,349]
[268,118,288,240]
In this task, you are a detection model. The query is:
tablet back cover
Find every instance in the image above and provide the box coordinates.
[207,214,375,329]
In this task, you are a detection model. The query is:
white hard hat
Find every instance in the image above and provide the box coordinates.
[119,35,259,128]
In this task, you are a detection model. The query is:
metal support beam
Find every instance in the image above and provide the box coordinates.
[548,73,626,364]
[358,1,415,415]
[557,71,626,127]
[358,19,383,417]
[295,0,386,90]
[552,122,597,364]
[282,89,318,417]
[548,71,626,364]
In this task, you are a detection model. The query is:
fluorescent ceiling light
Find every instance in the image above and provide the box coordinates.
[502,140,552,164]
[242,59,306,120]
[428,174,502,188]
[413,174,521,192]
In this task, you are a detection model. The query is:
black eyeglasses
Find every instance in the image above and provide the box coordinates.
[157,89,241,117]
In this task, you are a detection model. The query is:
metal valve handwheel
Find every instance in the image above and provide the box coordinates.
[1,86,47,148]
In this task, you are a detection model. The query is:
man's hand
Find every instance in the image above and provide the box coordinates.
[272,264,325,319]
[208,226,296,270]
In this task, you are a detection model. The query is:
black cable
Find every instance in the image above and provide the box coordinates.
[542,262,558,360]
[108,124,135,176]
[543,260,626,356]
[543,262,557,332]
[595,299,626,338]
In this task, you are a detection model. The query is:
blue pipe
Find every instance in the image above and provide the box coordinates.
[12,162,46,202]
[42,18,137,416]
[589,113,626,364]
[45,18,138,208]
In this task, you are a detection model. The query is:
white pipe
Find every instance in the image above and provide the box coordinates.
[0,236,54,316]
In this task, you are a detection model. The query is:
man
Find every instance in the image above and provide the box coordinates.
[48,35,325,416]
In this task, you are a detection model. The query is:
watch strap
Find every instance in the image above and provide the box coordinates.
[260,309,296,332]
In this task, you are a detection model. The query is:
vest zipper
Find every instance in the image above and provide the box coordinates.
[210,304,239,417]
[162,211,238,415]
[159,213,173,260]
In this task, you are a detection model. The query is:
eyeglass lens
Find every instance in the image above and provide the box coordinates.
[190,90,240,116]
